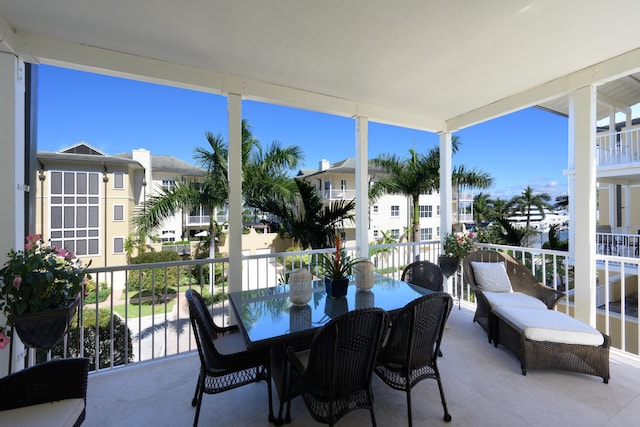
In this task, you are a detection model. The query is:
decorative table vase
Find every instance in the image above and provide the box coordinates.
[324,277,349,298]
[10,297,80,349]
[289,268,313,305]
[354,261,375,290]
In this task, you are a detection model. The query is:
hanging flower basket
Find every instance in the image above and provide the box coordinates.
[438,255,460,279]
[10,297,80,349]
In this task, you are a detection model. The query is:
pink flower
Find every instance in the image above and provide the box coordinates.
[0,332,9,349]
[25,234,41,248]
[12,277,22,289]
[65,251,75,261]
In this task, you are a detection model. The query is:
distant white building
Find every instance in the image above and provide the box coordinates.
[297,158,465,243]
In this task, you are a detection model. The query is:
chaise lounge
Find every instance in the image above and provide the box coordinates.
[462,250,565,342]
[463,250,610,382]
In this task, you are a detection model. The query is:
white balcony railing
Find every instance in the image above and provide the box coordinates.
[20,241,639,375]
[322,189,356,201]
[186,215,210,225]
[596,128,640,166]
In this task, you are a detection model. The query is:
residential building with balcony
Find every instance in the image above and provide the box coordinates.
[34,143,207,268]
[298,158,473,243]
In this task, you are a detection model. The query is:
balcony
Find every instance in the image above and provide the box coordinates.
[322,189,356,201]
[84,302,640,426]
[597,128,640,168]
[11,241,640,425]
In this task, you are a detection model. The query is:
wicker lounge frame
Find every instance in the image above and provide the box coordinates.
[462,250,565,341]
[0,358,89,427]
[492,309,611,383]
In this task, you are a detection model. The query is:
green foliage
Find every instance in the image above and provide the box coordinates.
[40,308,134,370]
[0,234,91,320]
[84,283,111,305]
[443,232,475,258]
[127,251,194,293]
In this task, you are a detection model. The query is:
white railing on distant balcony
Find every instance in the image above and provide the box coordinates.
[596,232,640,258]
[322,189,356,201]
[596,128,640,166]
[27,241,638,373]
[186,215,210,225]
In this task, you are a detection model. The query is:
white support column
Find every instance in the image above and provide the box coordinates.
[0,53,26,375]
[227,93,243,294]
[439,132,453,248]
[571,85,597,325]
[567,103,576,261]
[355,116,369,259]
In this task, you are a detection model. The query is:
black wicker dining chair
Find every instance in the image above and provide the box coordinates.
[284,307,391,427]
[374,292,453,426]
[401,261,445,292]
[185,289,274,427]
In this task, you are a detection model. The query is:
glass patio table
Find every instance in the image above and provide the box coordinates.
[228,274,431,350]
[228,274,432,425]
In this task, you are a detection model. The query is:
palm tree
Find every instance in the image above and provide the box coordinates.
[370,137,493,246]
[473,192,493,224]
[134,120,303,259]
[508,186,552,230]
[262,179,355,249]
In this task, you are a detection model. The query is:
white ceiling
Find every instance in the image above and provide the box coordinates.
[2,0,640,131]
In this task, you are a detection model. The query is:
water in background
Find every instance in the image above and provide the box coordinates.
[528,230,569,249]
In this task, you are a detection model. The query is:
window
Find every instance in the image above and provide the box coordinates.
[373,230,379,239]
[113,204,124,221]
[50,171,100,256]
[419,205,433,218]
[437,205,441,216]
[113,172,124,189]
[390,229,400,239]
[420,228,433,241]
[340,179,347,190]
[162,179,176,191]
[391,205,400,217]
[373,205,379,214]
[113,237,124,254]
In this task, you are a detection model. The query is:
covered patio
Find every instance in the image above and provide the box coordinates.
[2,2,640,423]
[86,303,640,426]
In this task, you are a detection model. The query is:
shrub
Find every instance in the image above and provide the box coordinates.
[127,251,192,293]
[39,308,134,370]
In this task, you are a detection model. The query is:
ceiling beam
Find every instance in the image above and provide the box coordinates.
[17,30,444,133]
[447,47,640,131]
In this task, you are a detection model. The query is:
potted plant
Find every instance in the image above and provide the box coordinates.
[439,232,475,278]
[315,235,365,298]
[0,234,91,349]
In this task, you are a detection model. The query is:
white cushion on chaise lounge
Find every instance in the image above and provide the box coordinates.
[494,306,604,346]
[483,291,548,310]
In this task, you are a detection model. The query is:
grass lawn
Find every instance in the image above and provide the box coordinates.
[112,285,223,318]
[113,301,177,318]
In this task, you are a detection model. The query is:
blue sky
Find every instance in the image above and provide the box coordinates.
[37,65,569,200]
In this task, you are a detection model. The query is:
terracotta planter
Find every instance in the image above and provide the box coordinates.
[324,277,349,298]
[10,297,80,349]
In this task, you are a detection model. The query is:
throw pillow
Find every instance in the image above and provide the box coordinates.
[471,261,513,293]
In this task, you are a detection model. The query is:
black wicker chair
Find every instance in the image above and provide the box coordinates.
[0,358,89,427]
[374,293,453,426]
[401,261,445,292]
[285,308,390,427]
[185,289,274,426]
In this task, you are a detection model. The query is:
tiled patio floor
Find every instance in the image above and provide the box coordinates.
[85,304,640,426]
